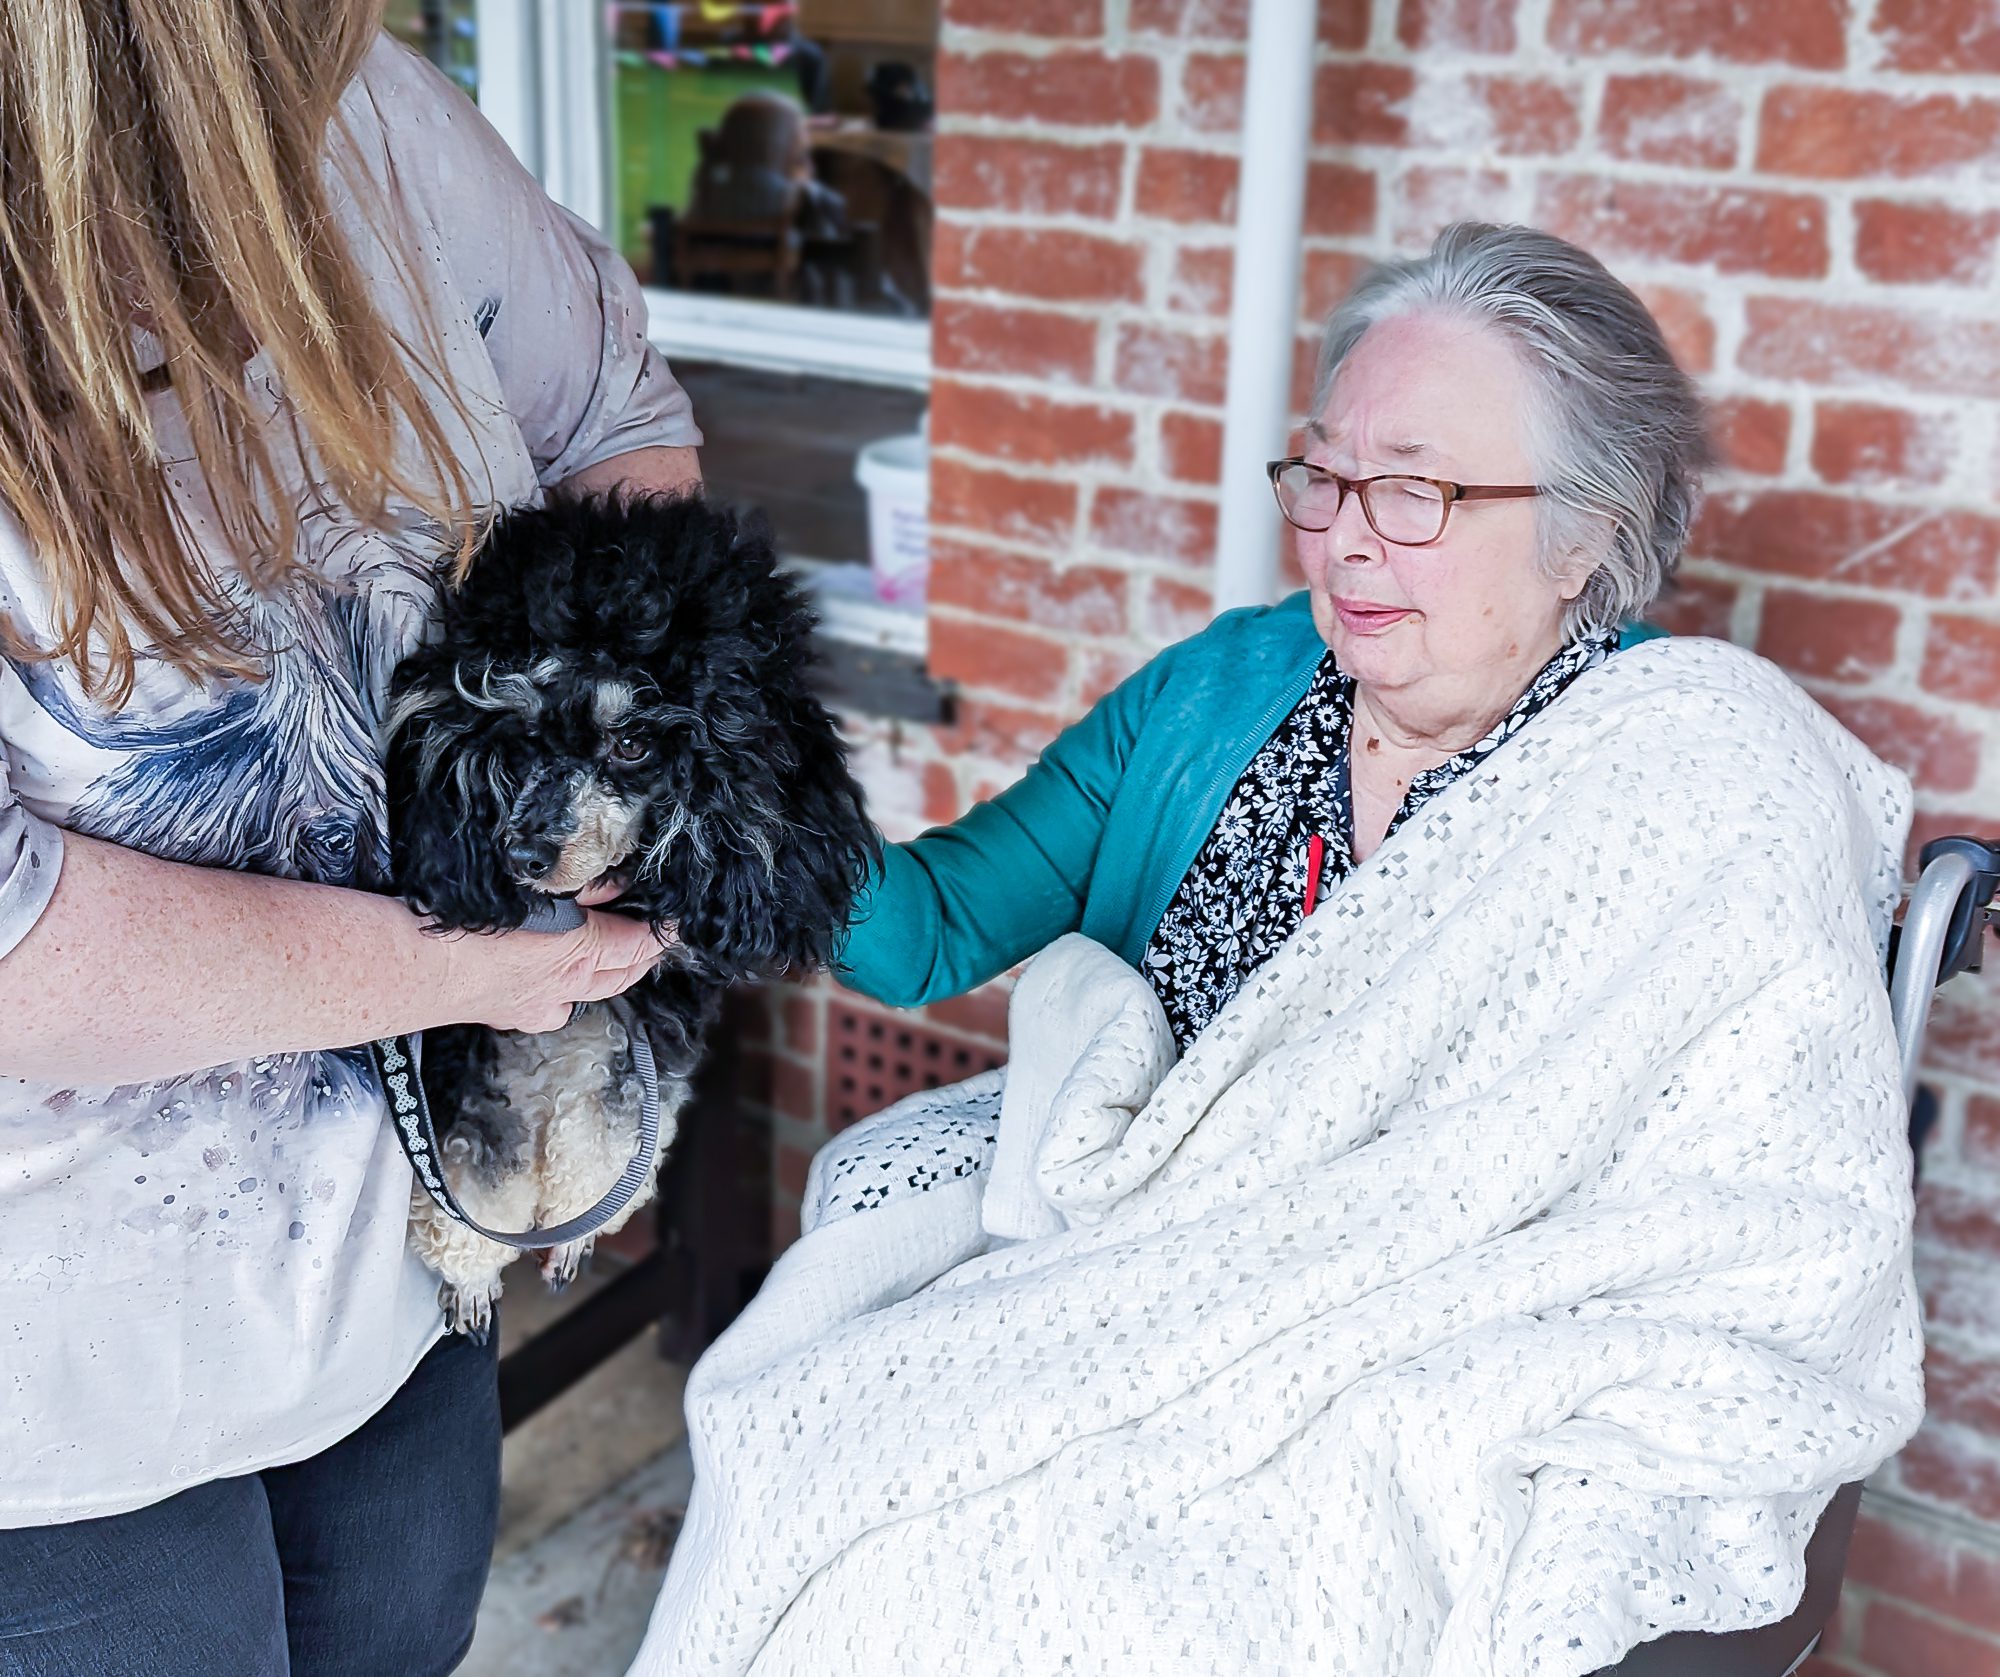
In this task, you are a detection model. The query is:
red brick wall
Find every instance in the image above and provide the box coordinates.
[753,3,2000,1667]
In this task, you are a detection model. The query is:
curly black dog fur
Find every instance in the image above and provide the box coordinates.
[383,490,877,1328]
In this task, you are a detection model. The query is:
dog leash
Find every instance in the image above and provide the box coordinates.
[368,896,664,1251]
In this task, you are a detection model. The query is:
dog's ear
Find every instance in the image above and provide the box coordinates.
[610,499,879,977]
[385,684,534,933]
[749,532,882,971]
[753,682,880,971]
[665,637,878,977]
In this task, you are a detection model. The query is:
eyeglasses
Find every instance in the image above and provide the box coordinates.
[1266,458,1540,547]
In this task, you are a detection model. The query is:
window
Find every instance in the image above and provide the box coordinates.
[587,3,938,663]
[390,4,939,685]
[676,359,928,660]
[384,2,479,98]
[602,2,937,323]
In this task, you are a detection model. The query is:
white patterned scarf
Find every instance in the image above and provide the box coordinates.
[1145,631,1618,1049]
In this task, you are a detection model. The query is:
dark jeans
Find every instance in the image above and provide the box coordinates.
[0,1329,500,1677]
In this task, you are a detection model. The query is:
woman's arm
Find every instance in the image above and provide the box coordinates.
[837,649,1179,1009]
[381,52,703,490]
[560,444,701,500]
[0,830,665,1086]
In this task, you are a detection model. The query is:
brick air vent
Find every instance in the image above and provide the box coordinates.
[825,1001,1005,1131]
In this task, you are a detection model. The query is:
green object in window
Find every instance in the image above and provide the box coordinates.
[610,60,796,279]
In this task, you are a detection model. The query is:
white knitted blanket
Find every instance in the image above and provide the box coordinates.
[631,638,1924,1677]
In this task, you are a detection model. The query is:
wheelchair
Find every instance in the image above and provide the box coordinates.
[1596,834,2000,1675]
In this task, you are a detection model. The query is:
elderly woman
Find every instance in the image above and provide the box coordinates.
[835,224,1692,1042]
[632,225,1921,1677]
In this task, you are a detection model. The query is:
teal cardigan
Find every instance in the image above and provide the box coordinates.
[836,591,1663,1008]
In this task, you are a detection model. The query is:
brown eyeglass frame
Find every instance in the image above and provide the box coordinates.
[1266,458,1541,547]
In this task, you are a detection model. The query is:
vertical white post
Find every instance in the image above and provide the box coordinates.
[1212,0,1317,614]
[535,0,610,227]
[474,0,541,177]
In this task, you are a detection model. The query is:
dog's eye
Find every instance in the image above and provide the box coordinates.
[608,732,651,765]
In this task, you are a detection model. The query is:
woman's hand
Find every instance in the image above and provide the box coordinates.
[445,908,674,1035]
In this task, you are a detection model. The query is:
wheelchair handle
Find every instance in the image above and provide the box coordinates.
[1892,837,2000,1108]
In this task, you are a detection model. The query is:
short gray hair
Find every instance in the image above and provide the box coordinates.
[1311,222,1712,641]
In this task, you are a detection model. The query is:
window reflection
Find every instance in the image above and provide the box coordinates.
[676,361,926,567]
[608,2,937,318]
[386,1,479,100]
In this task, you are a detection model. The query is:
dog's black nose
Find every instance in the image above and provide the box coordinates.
[506,839,558,882]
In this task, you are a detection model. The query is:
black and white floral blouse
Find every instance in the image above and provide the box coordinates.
[1141,632,1619,1051]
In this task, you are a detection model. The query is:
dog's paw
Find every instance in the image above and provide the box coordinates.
[539,1237,594,1292]
[440,1278,500,1342]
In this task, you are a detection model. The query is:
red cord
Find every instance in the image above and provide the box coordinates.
[1303,833,1326,916]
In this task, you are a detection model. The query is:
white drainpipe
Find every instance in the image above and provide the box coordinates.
[1211,0,1319,614]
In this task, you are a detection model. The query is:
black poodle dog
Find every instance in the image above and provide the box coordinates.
[383,490,876,1333]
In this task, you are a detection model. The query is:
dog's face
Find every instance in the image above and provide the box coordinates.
[384,492,878,977]
[413,661,665,898]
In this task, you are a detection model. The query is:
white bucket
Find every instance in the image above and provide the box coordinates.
[855,431,930,607]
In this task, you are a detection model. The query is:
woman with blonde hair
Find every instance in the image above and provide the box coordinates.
[0,5,699,1670]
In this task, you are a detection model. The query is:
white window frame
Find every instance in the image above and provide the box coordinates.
[471,0,540,179]
[642,291,930,390]
[475,0,932,391]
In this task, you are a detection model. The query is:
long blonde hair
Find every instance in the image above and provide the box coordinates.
[0,0,483,704]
